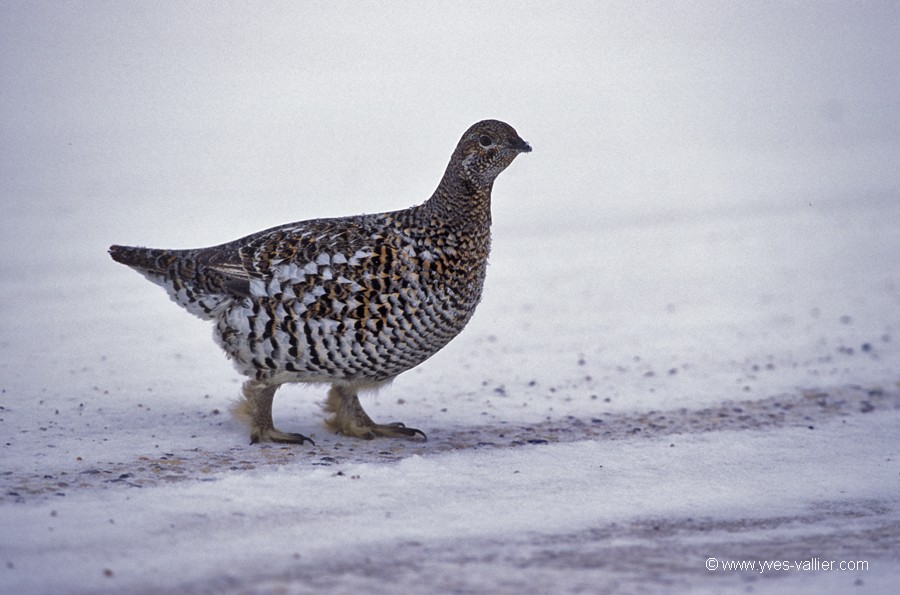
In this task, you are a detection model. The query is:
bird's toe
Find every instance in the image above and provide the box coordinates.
[369,422,427,441]
[251,427,316,446]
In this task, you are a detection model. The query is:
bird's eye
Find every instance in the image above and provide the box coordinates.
[478,135,493,148]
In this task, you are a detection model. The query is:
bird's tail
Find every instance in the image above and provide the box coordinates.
[109,244,175,272]
[109,244,233,319]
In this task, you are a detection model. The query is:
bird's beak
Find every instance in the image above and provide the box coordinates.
[512,138,532,153]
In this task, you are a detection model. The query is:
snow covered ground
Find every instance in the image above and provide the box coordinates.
[2,197,898,594]
[2,3,899,594]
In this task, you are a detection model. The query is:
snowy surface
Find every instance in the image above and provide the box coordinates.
[2,3,899,594]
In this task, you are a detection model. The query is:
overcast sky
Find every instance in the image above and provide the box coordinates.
[2,1,898,243]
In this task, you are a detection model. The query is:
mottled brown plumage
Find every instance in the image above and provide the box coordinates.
[110,120,531,444]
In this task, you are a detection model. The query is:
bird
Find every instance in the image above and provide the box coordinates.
[109,119,531,445]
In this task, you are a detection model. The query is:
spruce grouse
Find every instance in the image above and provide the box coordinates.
[109,119,531,444]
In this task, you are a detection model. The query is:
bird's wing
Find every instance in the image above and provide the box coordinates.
[197,215,384,298]
[190,246,252,298]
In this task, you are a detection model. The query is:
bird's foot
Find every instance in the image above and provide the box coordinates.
[250,427,315,446]
[324,386,427,441]
[232,383,315,446]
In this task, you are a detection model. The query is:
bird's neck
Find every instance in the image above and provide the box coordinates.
[421,168,493,235]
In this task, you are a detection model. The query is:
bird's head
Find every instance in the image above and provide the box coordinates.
[452,120,531,190]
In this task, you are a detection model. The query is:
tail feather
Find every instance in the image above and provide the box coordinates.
[108,244,173,272]
[109,244,234,319]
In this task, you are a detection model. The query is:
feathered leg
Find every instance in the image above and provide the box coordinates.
[323,384,426,440]
[232,380,315,445]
